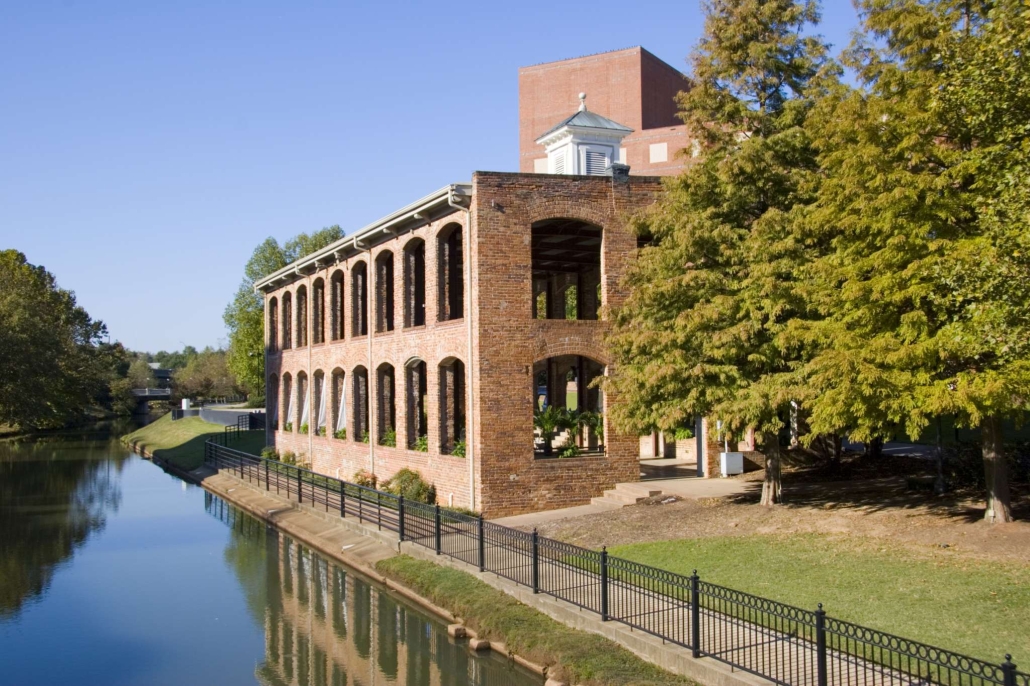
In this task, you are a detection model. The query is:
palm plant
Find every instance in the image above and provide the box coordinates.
[534,405,574,456]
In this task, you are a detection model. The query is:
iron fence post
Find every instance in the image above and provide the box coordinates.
[690,570,701,658]
[531,529,540,594]
[815,604,828,686]
[600,547,609,621]
[1002,656,1017,686]
[340,482,346,518]
[297,468,302,504]
[264,460,268,490]
[478,515,485,572]
[398,496,406,542]
[377,492,382,531]
[434,504,442,555]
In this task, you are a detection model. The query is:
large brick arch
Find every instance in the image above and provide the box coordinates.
[525,205,610,232]
[531,339,609,366]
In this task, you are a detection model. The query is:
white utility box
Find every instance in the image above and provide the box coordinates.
[181,398,191,410]
[720,452,744,477]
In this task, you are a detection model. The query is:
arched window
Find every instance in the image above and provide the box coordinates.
[296,371,309,434]
[438,224,464,321]
[533,354,605,458]
[268,297,279,353]
[531,218,601,321]
[313,369,326,436]
[405,359,428,450]
[268,375,279,430]
[377,363,396,446]
[296,285,308,347]
[352,366,369,442]
[375,251,395,333]
[312,278,325,345]
[330,270,344,341]
[281,373,293,431]
[331,368,346,439]
[439,358,465,455]
[282,292,293,350]
[403,239,426,328]
[352,263,368,337]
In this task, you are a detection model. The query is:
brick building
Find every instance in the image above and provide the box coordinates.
[257,48,697,517]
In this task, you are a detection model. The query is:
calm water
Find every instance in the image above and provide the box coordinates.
[0,428,539,686]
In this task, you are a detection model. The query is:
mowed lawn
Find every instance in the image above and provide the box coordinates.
[610,534,1029,665]
[122,414,266,470]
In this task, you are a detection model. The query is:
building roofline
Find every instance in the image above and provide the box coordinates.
[518,46,685,77]
[254,183,471,293]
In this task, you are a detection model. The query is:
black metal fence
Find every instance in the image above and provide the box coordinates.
[204,441,1027,686]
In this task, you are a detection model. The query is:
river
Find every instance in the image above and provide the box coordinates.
[0,425,539,686]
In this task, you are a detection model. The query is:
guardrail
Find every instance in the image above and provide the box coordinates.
[203,440,1026,686]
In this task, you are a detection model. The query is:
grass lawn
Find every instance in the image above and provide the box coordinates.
[121,414,266,470]
[610,534,1029,665]
[377,555,694,686]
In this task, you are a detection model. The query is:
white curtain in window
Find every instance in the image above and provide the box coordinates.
[300,384,310,426]
[316,376,327,432]
[335,382,347,433]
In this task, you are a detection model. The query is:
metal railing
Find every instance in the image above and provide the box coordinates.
[204,441,1027,686]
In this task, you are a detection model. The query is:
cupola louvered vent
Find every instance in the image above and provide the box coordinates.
[553,153,565,175]
[585,150,608,175]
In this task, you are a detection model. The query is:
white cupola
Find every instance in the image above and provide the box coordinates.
[535,93,634,175]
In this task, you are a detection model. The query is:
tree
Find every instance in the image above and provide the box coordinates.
[0,251,110,429]
[224,227,344,396]
[174,348,239,400]
[605,0,827,505]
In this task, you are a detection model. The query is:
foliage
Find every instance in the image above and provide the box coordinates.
[380,427,396,447]
[673,426,694,441]
[352,469,377,489]
[381,468,436,504]
[333,428,347,440]
[360,431,369,444]
[412,434,429,452]
[557,438,580,459]
[534,405,575,455]
[173,348,239,400]
[224,227,343,395]
[576,410,605,443]
[299,423,308,435]
[283,422,293,433]
[280,450,297,465]
[315,426,325,436]
[450,439,466,458]
[260,446,279,460]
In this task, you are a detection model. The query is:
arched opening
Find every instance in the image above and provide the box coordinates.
[533,355,605,458]
[268,374,279,430]
[405,358,428,450]
[403,239,426,328]
[312,278,325,345]
[377,363,396,446]
[352,366,369,442]
[296,371,309,434]
[268,297,279,353]
[352,263,368,337]
[531,218,601,321]
[281,373,293,431]
[439,358,466,455]
[296,285,309,347]
[331,368,346,439]
[282,292,293,350]
[313,369,326,436]
[330,270,344,341]
[437,224,464,321]
[375,251,395,333]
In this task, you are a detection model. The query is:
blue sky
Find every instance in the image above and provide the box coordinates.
[0,1,861,352]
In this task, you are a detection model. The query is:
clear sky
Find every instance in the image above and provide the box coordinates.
[0,1,860,353]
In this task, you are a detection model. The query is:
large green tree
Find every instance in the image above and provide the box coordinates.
[224,226,344,396]
[606,0,827,505]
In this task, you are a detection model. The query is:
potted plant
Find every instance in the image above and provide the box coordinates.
[299,423,309,435]
[413,435,429,452]
[534,405,574,457]
[334,428,347,440]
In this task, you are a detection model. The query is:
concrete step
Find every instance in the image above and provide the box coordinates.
[590,483,663,508]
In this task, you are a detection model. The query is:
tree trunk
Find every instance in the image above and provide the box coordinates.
[761,434,782,506]
[982,415,1013,523]
[867,436,883,460]
[829,433,842,471]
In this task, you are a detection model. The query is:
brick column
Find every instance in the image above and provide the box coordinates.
[701,417,722,478]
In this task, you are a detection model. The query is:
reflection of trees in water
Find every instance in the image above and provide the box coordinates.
[0,439,125,619]
[206,496,536,686]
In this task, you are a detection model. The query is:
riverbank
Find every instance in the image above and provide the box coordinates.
[121,414,264,469]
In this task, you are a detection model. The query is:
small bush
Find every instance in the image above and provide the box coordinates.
[451,440,466,458]
[673,426,694,440]
[281,450,297,465]
[353,469,377,489]
[382,468,436,504]
[260,447,280,460]
[413,434,429,452]
[557,439,580,459]
[299,423,309,435]
[316,426,326,437]
[334,428,347,440]
[284,422,293,432]
[380,428,397,447]
[360,431,370,444]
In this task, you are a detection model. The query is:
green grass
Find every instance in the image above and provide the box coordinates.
[121,414,266,470]
[376,555,694,686]
[610,534,1030,665]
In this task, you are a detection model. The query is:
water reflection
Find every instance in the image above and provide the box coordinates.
[206,495,537,686]
[0,435,127,619]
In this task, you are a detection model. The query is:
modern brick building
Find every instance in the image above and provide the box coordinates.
[257,48,697,517]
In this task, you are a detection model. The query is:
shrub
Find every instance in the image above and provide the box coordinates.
[334,428,347,440]
[381,428,397,447]
[451,440,466,457]
[360,431,370,444]
[382,468,436,504]
[353,469,377,488]
[413,434,429,452]
[299,423,309,435]
[284,422,293,432]
[673,426,694,441]
[281,450,297,465]
[557,438,580,459]
[260,447,280,461]
[316,426,326,437]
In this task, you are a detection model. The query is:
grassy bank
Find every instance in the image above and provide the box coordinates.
[376,555,693,686]
[610,534,1029,664]
[121,414,265,470]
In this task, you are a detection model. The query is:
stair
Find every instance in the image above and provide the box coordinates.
[590,483,663,508]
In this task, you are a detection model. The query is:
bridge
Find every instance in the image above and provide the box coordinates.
[131,388,171,399]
